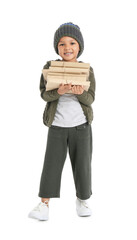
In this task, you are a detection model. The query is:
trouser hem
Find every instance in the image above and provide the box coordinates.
[38,193,60,198]
[76,191,92,200]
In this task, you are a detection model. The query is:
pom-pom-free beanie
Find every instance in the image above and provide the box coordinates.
[54,22,84,58]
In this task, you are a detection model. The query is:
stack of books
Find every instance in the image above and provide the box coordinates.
[42,61,90,93]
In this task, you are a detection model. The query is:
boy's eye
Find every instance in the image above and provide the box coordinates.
[59,42,76,46]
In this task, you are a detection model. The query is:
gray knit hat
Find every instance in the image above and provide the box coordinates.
[54,22,84,58]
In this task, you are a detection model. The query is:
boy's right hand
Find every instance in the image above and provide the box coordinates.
[57,83,72,95]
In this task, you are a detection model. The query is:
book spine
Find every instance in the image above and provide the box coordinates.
[50,61,90,69]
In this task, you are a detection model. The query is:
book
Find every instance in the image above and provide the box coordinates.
[48,73,88,82]
[42,61,90,92]
[49,66,89,75]
[42,67,89,79]
[46,79,90,92]
[50,61,90,69]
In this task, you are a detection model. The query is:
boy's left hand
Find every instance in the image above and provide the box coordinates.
[71,85,84,95]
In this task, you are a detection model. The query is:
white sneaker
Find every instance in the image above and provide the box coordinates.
[76,198,92,217]
[28,202,49,221]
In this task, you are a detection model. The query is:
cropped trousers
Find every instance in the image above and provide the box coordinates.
[38,122,93,200]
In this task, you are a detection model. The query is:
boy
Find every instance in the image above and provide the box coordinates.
[28,22,96,221]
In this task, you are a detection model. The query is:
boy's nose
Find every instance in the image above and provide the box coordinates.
[64,44,70,50]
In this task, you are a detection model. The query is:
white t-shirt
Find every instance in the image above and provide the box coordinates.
[52,93,87,127]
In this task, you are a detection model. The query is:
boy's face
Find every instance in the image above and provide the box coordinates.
[57,36,80,62]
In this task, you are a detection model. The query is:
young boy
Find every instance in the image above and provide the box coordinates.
[28,22,96,221]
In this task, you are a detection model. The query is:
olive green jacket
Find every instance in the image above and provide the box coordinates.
[39,59,96,127]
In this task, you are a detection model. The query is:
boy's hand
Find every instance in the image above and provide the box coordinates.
[57,83,72,95]
[71,85,84,95]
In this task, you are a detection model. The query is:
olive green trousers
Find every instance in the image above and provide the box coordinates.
[38,122,92,200]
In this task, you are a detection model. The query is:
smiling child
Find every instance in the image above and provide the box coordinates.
[28,22,96,221]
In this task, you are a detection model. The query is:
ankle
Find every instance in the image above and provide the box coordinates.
[41,198,50,207]
[41,198,50,202]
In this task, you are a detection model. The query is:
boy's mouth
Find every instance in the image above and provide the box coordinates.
[64,52,73,56]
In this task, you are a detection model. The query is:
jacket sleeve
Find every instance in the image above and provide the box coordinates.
[39,61,60,102]
[76,67,96,107]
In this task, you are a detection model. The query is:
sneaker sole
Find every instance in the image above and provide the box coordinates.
[76,210,92,217]
[77,213,91,217]
[28,213,49,221]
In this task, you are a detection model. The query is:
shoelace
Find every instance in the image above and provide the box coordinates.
[34,201,49,211]
[78,199,89,208]
[34,203,43,211]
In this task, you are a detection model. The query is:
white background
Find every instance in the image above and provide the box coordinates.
[0,0,137,239]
